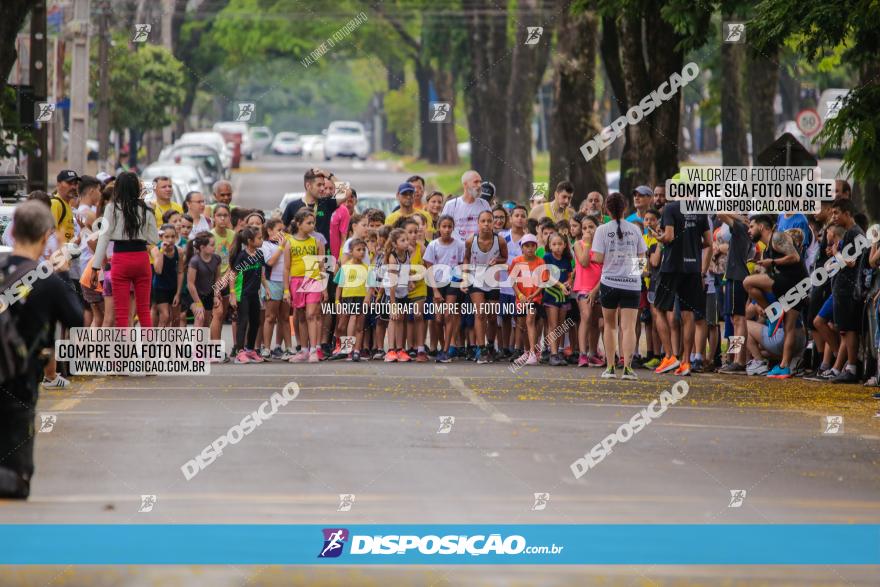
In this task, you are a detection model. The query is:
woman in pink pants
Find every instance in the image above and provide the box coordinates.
[90,171,159,327]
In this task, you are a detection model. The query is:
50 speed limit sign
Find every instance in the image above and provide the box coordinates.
[796,108,822,136]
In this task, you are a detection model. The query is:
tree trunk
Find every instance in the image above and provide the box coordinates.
[856,60,880,219]
[434,67,459,165]
[619,15,654,191]
[415,61,438,163]
[497,0,553,200]
[747,46,779,159]
[384,58,405,154]
[600,15,635,196]
[778,64,800,122]
[645,4,685,183]
[550,1,606,209]
[720,31,749,166]
[463,0,512,188]
[0,0,33,97]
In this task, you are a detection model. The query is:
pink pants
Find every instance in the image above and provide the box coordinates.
[110,250,153,328]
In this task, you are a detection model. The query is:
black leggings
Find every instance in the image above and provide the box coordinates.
[235,292,261,351]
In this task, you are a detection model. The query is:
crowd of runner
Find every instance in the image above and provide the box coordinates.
[3,166,877,388]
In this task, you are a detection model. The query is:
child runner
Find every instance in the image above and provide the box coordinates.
[151,223,184,327]
[543,232,574,366]
[229,226,266,364]
[508,234,543,365]
[284,209,326,363]
[210,204,235,343]
[336,237,371,361]
[260,218,292,360]
[186,232,221,332]
[574,215,603,367]
[425,215,466,363]
[500,205,528,360]
[383,227,413,362]
[464,210,507,363]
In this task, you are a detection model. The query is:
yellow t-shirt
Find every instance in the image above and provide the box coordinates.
[51,196,75,243]
[385,208,435,239]
[154,201,184,228]
[408,242,427,299]
[287,234,320,278]
[212,228,235,274]
[340,261,369,298]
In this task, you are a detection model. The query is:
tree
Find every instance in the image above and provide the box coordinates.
[751,0,880,217]
[0,1,32,99]
[550,0,607,206]
[720,15,749,166]
[462,0,555,199]
[746,47,779,157]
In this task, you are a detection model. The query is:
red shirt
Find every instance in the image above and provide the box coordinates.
[329,205,350,259]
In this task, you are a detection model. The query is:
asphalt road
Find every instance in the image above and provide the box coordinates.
[2,155,879,586]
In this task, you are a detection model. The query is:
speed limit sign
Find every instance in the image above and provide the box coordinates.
[796,108,822,136]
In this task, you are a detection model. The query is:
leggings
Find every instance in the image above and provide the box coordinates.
[111,250,152,328]
[235,292,260,351]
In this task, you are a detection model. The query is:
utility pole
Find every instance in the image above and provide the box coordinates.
[161,0,174,147]
[27,1,49,193]
[68,0,91,174]
[97,0,111,169]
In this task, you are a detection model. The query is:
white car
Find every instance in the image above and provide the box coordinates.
[249,126,273,156]
[323,121,369,160]
[301,135,325,160]
[213,121,254,159]
[141,163,211,200]
[176,131,233,169]
[271,132,303,156]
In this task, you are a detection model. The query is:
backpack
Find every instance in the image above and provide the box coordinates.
[50,196,67,225]
[0,258,45,384]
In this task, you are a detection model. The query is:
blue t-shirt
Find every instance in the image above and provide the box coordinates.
[776,213,812,254]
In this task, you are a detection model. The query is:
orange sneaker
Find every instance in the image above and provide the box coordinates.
[674,361,691,376]
[655,356,680,374]
[397,349,412,362]
[384,350,398,362]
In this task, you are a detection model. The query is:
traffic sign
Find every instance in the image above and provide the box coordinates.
[796,108,822,136]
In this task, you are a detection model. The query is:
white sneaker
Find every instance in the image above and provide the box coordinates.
[746,360,768,376]
[42,375,70,389]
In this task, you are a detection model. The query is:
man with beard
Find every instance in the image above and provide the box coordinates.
[743,215,809,379]
[441,170,491,243]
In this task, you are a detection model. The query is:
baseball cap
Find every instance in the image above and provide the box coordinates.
[519,234,538,246]
[57,169,80,183]
[397,182,415,194]
[96,171,114,184]
[633,185,652,197]
[480,180,496,202]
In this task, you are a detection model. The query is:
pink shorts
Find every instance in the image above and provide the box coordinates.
[290,276,323,309]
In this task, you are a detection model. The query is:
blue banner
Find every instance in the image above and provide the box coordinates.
[0,525,877,565]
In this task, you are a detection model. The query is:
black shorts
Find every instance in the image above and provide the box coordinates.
[599,283,640,310]
[654,273,678,312]
[724,279,748,317]
[771,268,809,310]
[468,287,500,302]
[341,296,364,314]
[833,291,862,332]
[153,288,175,305]
[655,272,705,313]
[198,293,214,309]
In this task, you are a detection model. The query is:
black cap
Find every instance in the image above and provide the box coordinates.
[57,169,80,183]
[480,180,496,202]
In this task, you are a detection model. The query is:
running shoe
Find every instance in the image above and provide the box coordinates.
[621,366,638,381]
[308,350,320,363]
[768,366,791,379]
[373,350,386,361]
[549,353,565,366]
[674,362,691,376]
[643,357,661,370]
[280,349,293,361]
[416,351,429,362]
[234,350,251,364]
[578,354,589,368]
[746,360,768,376]
[407,348,417,359]
[289,350,309,363]
[351,351,361,362]
[562,346,573,358]
[332,340,341,355]
[691,358,704,374]
[616,356,625,368]
[384,350,398,362]
[397,350,412,363]
[436,351,450,363]
[655,356,680,374]
[720,361,746,374]
[271,347,285,360]
[329,352,347,361]
[818,368,839,380]
[475,348,488,364]
[832,370,859,384]
[588,354,604,367]
[246,350,265,363]
[42,375,70,389]
[601,365,616,379]
[448,346,459,360]
[260,348,272,360]
[525,352,539,366]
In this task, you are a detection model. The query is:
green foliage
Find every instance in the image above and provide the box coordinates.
[0,86,36,158]
[384,82,418,155]
[94,41,185,132]
[818,85,879,182]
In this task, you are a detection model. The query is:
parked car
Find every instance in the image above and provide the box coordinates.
[249,126,273,156]
[0,145,26,202]
[141,163,211,201]
[176,131,233,169]
[271,132,303,156]
[158,143,228,184]
[301,135,325,160]
[213,121,254,160]
[277,191,397,218]
[323,121,369,160]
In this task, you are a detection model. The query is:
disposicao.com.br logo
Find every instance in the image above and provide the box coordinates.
[317,528,563,558]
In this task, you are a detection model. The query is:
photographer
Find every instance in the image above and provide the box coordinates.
[0,201,83,499]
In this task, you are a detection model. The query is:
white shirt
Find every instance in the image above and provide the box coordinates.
[259,240,285,282]
[342,237,371,265]
[592,219,647,291]
[191,215,211,237]
[441,196,491,243]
